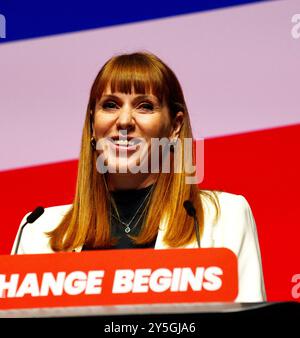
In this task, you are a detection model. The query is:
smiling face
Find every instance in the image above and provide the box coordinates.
[92,88,183,190]
[86,52,188,190]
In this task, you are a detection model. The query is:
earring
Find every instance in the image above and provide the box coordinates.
[90,137,96,151]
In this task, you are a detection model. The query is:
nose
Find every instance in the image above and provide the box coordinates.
[116,106,135,132]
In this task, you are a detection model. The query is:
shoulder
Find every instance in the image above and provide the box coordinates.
[13,204,72,254]
[200,190,255,250]
[215,191,254,230]
[25,204,72,232]
[200,190,251,220]
[201,189,248,205]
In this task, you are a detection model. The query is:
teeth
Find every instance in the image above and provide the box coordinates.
[113,139,135,146]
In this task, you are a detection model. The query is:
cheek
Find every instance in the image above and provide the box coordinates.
[137,116,171,139]
[93,115,114,137]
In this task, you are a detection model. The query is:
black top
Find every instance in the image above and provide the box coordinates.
[82,184,157,250]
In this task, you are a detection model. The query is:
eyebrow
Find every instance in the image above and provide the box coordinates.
[98,94,160,105]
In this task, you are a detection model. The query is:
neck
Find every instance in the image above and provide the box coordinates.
[106,173,158,191]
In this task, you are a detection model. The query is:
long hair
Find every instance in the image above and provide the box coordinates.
[48,51,220,251]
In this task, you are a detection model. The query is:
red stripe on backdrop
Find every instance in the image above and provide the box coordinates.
[201,123,300,302]
[0,160,78,254]
[0,124,299,301]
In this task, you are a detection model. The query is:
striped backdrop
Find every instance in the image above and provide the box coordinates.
[0,0,299,301]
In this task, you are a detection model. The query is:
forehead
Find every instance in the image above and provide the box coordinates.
[96,75,165,102]
[100,89,160,102]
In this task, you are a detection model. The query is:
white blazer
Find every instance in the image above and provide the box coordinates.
[11,191,266,303]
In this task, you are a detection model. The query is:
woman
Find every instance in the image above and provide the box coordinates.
[12,51,266,302]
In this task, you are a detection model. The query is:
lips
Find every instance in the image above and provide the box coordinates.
[108,136,142,148]
[112,139,139,147]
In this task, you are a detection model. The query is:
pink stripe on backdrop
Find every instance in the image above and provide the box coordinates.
[0,0,299,171]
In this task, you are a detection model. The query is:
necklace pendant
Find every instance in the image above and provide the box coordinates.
[125,227,131,233]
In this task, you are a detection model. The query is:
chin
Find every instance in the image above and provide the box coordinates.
[113,157,151,174]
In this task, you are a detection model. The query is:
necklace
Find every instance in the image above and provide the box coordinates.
[112,205,148,233]
[110,185,154,233]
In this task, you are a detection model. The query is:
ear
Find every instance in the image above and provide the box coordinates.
[90,110,95,137]
[170,111,184,139]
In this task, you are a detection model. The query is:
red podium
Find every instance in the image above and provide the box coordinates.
[0,248,238,317]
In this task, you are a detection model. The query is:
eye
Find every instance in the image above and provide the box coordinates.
[137,102,154,111]
[102,101,118,110]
